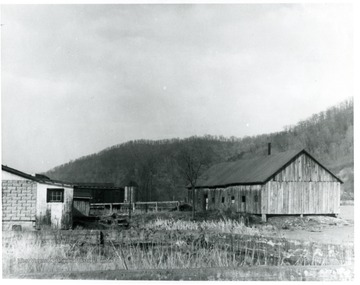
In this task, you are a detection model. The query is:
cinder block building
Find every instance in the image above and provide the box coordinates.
[2,165,74,230]
[190,148,342,222]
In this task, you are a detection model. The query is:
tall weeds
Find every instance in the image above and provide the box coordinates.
[2,227,353,277]
[142,218,264,236]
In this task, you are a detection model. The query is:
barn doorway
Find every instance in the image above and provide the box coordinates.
[203,194,208,211]
[240,195,246,212]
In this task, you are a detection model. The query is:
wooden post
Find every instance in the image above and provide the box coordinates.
[110,203,113,214]
[155,202,158,212]
[128,187,132,221]
[261,214,267,223]
[177,201,180,211]
[99,231,104,257]
[192,186,196,219]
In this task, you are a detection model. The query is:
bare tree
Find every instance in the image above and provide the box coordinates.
[177,139,214,219]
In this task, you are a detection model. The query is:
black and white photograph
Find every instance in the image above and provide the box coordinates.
[1,0,356,281]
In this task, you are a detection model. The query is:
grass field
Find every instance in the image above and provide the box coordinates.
[2,207,354,279]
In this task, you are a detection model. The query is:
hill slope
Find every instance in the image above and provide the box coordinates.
[45,98,353,201]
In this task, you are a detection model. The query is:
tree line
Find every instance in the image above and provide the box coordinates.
[45,98,353,200]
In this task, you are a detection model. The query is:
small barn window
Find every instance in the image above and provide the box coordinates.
[241,196,246,203]
[221,197,225,203]
[47,188,64,203]
[212,197,215,203]
[231,196,235,204]
[254,195,258,202]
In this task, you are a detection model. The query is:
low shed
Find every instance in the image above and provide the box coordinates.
[2,165,73,230]
[74,183,124,203]
[190,149,342,222]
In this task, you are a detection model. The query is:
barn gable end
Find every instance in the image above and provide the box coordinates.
[270,152,339,183]
[191,148,342,219]
[261,152,341,216]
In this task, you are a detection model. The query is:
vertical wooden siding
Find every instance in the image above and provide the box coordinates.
[194,153,340,216]
[74,199,90,216]
[273,153,338,182]
[261,153,341,215]
[194,185,262,214]
[261,181,340,214]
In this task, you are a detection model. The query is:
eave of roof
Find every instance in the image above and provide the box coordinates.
[2,165,73,187]
[74,185,123,190]
[190,148,343,189]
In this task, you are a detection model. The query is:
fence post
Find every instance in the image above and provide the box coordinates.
[177,201,180,211]
[155,202,158,212]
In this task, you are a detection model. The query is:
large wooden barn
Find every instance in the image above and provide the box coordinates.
[190,149,342,222]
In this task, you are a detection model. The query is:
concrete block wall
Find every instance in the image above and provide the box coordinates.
[2,180,37,222]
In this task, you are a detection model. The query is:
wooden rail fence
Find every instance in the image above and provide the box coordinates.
[2,229,354,265]
[2,229,354,278]
[90,201,180,216]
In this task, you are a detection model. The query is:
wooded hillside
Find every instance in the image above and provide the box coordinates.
[45,98,353,200]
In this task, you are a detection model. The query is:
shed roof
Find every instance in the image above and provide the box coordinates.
[193,149,342,188]
[74,183,123,190]
[2,165,73,187]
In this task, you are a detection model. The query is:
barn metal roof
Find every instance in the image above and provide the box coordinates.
[193,149,342,188]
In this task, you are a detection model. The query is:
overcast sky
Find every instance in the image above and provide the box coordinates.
[1,4,353,173]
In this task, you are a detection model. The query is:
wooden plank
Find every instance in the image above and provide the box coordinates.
[324,183,328,213]
[261,185,266,214]
[298,182,305,214]
[269,183,274,214]
[316,182,320,214]
[310,182,314,213]
[298,182,301,214]
[302,183,306,214]
[296,184,300,213]
[306,183,310,214]
[283,184,287,214]
[321,183,324,213]
[330,183,333,212]
[278,184,283,214]
[313,183,317,214]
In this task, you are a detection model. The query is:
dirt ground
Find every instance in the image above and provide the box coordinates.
[274,206,354,245]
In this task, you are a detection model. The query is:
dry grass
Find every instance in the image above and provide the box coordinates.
[2,233,287,276]
[3,215,354,277]
[141,218,265,236]
[3,228,353,277]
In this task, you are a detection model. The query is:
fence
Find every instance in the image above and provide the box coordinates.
[90,201,180,216]
[3,229,354,268]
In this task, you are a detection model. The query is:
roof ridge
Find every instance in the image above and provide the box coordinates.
[2,164,73,187]
[224,148,303,163]
[195,148,336,188]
